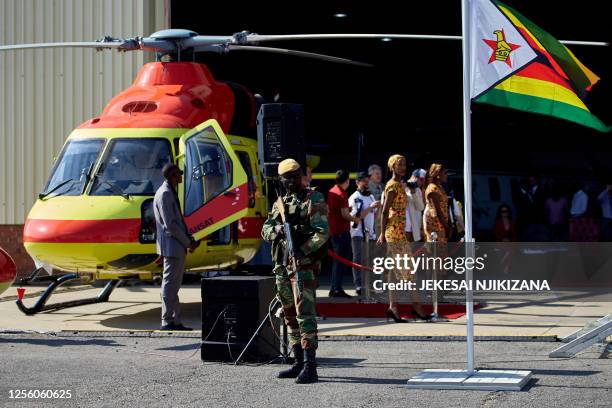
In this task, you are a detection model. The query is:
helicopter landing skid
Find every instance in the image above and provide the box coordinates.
[16,273,120,316]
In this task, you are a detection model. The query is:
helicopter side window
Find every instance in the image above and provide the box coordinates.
[41,139,105,198]
[90,138,172,196]
[184,126,232,216]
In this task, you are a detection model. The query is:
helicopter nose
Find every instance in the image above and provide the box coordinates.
[23,217,146,272]
[22,196,153,272]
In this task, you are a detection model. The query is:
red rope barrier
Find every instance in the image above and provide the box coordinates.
[326,249,374,272]
[326,241,465,273]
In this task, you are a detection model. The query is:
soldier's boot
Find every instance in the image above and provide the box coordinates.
[277,344,304,379]
[295,348,318,384]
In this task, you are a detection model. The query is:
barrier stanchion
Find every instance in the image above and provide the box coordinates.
[363,231,371,300]
[430,232,439,320]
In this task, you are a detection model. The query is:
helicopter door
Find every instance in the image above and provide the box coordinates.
[178,119,249,242]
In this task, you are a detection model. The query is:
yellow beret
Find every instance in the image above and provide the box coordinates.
[278,158,301,176]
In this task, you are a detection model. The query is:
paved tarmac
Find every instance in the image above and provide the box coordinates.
[1,281,610,407]
[0,334,610,407]
[0,284,609,339]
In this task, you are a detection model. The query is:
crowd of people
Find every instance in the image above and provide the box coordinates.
[495,176,612,242]
[320,159,612,306]
[323,154,465,321]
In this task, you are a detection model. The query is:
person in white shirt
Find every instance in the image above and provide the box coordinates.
[569,183,599,242]
[405,169,426,242]
[447,191,466,241]
[348,171,381,296]
[571,187,589,217]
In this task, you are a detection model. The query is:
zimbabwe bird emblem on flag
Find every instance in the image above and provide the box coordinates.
[482,29,521,67]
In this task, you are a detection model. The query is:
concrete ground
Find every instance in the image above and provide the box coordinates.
[1,279,610,407]
[0,283,609,339]
[0,335,610,407]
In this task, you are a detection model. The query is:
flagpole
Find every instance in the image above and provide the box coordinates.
[461,0,475,375]
[407,0,533,389]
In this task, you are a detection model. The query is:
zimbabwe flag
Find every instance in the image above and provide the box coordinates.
[474,0,610,132]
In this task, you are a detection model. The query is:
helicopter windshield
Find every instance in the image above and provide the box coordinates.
[42,139,105,197]
[90,138,172,196]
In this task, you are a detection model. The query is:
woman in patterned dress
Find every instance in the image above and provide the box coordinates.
[378,154,429,322]
[424,163,451,243]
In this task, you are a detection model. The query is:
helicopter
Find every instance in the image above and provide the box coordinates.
[2,25,607,314]
[0,28,382,314]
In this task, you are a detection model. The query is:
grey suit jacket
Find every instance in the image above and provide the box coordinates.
[153,181,192,258]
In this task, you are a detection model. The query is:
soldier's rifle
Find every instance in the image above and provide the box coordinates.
[276,196,304,295]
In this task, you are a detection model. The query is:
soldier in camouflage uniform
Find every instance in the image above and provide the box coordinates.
[261,158,329,384]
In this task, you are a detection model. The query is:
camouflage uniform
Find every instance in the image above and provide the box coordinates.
[261,188,329,350]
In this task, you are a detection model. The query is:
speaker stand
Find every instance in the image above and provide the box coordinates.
[234,296,289,365]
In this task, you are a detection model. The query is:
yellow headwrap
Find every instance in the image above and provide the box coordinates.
[387,154,405,172]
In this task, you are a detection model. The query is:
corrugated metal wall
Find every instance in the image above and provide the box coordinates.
[0,0,166,224]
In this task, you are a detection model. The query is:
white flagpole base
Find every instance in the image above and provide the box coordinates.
[406,369,532,391]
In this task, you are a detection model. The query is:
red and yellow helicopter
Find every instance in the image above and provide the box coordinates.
[0,29,377,314]
[5,27,603,314]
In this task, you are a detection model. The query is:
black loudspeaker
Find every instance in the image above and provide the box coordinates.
[257,103,306,178]
[201,276,279,362]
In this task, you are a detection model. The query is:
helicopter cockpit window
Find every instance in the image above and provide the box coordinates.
[90,138,172,196]
[184,126,232,216]
[42,139,105,198]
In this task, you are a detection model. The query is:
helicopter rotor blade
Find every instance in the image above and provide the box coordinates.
[226,44,372,67]
[243,33,609,47]
[0,41,127,51]
[0,38,176,53]
[2,32,606,53]
[244,33,462,43]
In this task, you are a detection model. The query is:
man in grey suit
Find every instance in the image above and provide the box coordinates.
[154,163,199,331]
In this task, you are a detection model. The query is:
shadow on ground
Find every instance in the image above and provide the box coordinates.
[0,337,123,348]
[100,302,201,330]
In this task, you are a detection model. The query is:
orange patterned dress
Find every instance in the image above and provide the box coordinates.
[384,180,407,242]
[425,183,449,242]
[384,180,412,280]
